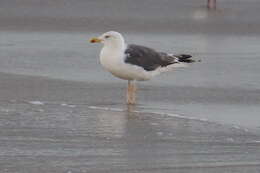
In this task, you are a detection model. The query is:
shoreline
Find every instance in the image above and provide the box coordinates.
[1,16,260,36]
[0,71,259,132]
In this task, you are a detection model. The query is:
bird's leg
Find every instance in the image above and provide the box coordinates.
[127,80,137,105]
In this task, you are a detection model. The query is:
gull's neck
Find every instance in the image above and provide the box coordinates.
[103,38,126,51]
[99,36,127,74]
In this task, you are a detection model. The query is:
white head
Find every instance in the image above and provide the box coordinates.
[90,31,125,48]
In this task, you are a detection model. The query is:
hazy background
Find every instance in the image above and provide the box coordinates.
[1,0,260,34]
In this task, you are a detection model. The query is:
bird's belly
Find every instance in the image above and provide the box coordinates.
[100,55,150,81]
[101,61,138,80]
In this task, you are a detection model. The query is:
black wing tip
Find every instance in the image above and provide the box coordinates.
[178,54,192,59]
[175,54,196,63]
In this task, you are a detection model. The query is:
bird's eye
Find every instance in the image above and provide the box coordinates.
[105,35,110,39]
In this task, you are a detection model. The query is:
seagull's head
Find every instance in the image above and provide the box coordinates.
[90,31,125,48]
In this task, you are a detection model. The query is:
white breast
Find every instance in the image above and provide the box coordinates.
[100,46,123,74]
[100,47,150,81]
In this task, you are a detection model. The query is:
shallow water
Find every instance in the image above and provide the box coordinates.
[0,98,260,173]
[1,0,260,171]
[1,31,260,88]
[0,31,260,131]
[1,29,260,172]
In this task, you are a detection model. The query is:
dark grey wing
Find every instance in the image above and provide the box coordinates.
[124,44,177,71]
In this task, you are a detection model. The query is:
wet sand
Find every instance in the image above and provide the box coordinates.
[1,0,260,172]
[1,31,260,173]
[1,30,260,129]
[0,72,260,173]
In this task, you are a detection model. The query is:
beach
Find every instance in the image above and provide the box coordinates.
[1,0,260,172]
[0,71,260,173]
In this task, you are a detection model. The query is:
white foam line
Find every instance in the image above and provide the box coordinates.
[146,110,211,123]
[28,101,45,105]
[88,106,210,123]
[61,103,76,108]
[88,106,254,133]
[87,106,255,134]
[88,106,124,112]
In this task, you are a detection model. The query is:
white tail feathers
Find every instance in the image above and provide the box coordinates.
[158,62,188,73]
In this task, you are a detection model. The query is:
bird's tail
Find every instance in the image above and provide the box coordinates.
[174,54,196,63]
[158,53,198,72]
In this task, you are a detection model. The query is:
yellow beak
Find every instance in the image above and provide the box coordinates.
[90,37,102,43]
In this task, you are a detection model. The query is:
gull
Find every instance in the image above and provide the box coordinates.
[90,31,195,105]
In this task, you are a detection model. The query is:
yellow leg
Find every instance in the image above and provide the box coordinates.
[127,80,137,105]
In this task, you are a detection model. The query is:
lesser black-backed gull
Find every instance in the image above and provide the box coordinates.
[90,31,196,105]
